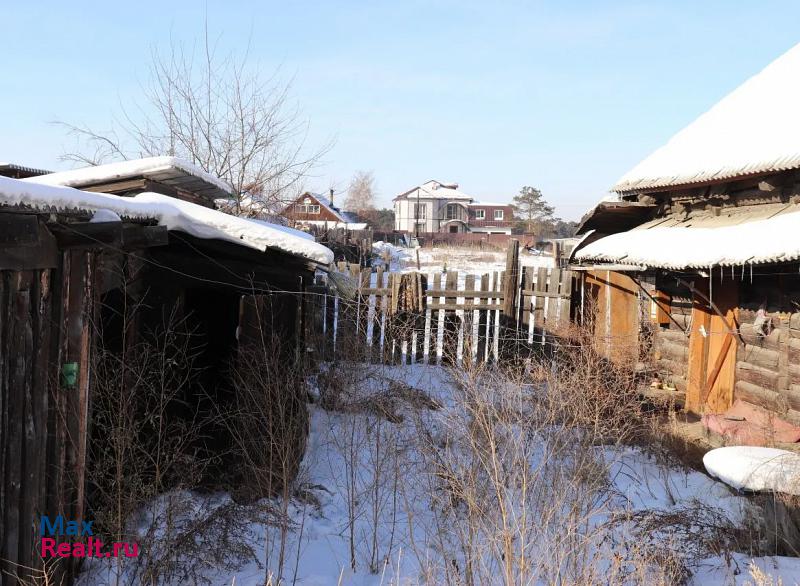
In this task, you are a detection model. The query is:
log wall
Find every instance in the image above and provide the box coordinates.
[653,296,692,394]
[733,307,800,424]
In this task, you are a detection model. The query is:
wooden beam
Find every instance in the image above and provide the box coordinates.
[81,178,148,194]
[0,213,39,246]
[0,221,58,270]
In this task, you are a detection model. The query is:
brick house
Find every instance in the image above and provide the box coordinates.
[393,180,514,234]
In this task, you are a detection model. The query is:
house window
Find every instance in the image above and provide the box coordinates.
[446,203,459,220]
[494,209,504,220]
[474,209,485,219]
[295,204,320,214]
[413,203,427,219]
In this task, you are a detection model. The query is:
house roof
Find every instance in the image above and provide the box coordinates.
[24,156,234,200]
[0,175,333,265]
[0,162,52,179]
[573,201,800,269]
[613,43,800,194]
[394,180,473,201]
[290,192,364,224]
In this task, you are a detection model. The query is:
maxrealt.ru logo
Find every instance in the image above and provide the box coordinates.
[39,516,139,558]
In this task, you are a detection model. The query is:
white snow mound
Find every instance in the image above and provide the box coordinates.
[704,446,800,495]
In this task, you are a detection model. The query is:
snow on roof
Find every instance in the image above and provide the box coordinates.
[704,447,800,495]
[0,175,333,265]
[395,180,473,201]
[614,43,800,194]
[25,156,234,199]
[573,202,800,269]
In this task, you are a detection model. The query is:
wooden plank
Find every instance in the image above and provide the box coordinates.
[492,271,502,361]
[426,289,504,298]
[685,284,712,414]
[653,289,672,326]
[477,273,489,362]
[64,251,93,530]
[414,273,425,364]
[545,268,562,332]
[501,240,519,321]
[701,331,734,407]
[28,270,52,578]
[521,267,533,342]
[558,270,574,326]
[430,272,442,363]
[442,271,458,364]
[3,271,29,581]
[463,274,476,365]
[533,267,548,330]
[428,302,510,311]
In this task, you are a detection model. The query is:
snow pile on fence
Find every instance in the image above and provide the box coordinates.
[0,175,333,265]
[704,446,800,495]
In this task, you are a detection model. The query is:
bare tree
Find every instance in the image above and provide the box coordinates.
[343,170,376,214]
[58,28,331,217]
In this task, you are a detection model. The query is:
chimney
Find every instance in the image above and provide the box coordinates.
[330,188,335,207]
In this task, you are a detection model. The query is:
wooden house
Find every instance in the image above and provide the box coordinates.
[571,42,800,424]
[282,190,367,230]
[0,174,332,583]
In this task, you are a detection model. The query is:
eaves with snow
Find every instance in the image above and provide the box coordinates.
[613,42,800,195]
[24,156,234,201]
[0,176,334,266]
[574,42,800,270]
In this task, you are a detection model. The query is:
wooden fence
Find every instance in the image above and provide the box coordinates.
[306,244,575,366]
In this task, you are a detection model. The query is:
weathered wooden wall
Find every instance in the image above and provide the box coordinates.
[0,249,94,584]
[581,270,641,364]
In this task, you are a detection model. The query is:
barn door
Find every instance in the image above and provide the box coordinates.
[686,280,738,414]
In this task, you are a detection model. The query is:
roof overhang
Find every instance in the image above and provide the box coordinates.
[25,156,234,202]
[573,203,800,270]
[576,200,656,236]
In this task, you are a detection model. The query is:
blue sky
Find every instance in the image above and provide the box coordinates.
[2,1,799,219]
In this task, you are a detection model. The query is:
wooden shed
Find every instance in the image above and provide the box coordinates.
[0,175,332,583]
[571,42,800,424]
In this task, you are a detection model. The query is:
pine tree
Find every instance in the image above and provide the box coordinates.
[512,186,555,234]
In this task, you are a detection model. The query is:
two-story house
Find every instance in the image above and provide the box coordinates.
[393,180,514,234]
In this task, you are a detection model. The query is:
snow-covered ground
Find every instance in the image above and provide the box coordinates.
[372,241,554,276]
[77,364,800,585]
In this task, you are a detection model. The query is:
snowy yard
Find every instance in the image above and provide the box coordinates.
[76,363,800,585]
[372,241,554,276]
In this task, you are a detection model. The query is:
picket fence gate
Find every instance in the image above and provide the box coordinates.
[305,244,575,366]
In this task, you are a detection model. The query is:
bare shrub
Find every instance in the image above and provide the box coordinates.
[84,289,262,585]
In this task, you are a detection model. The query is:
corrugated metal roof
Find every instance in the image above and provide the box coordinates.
[573,203,800,269]
[613,43,800,194]
[24,156,233,201]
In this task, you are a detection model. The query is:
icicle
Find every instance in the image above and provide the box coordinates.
[750,262,753,284]
[731,264,734,280]
[709,264,713,301]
